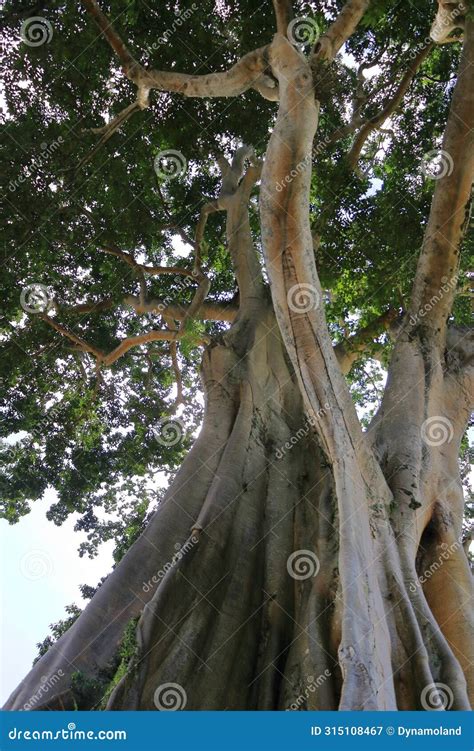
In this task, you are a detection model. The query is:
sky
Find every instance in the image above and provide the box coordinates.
[0,490,114,705]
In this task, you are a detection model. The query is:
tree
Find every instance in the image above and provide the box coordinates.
[1,0,472,711]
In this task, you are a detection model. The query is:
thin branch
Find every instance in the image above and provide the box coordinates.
[77,100,144,171]
[73,352,88,381]
[39,314,104,359]
[193,201,219,273]
[101,330,181,366]
[101,245,196,279]
[170,341,184,408]
[347,44,433,170]
[40,312,208,368]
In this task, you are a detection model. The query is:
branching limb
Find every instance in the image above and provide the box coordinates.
[78,0,278,166]
[101,330,200,367]
[347,44,433,170]
[82,0,278,100]
[334,310,398,374]
[100,237,212,337]
[40,313,209,369]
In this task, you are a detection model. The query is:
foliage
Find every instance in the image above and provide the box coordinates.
[34,603,82,664]
[1,0,472,563]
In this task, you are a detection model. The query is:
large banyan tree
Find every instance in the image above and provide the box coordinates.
[1,0,473,711]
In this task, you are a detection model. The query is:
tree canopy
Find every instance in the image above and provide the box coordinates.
[1,0,472,562]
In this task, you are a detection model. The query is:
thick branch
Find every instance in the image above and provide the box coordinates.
[82,0,278,101]
[334,310,398,374]
[313,0,371,62]
[225,161,264,304]
[139,54,278,100]
[272,0,294,35]
[430,1,466,43]
[127,297,236,322]
[55,295,236,322]
[194,146,264,307]
[193,202,219,274]
[82,0,138,72]
[407,17,474,343]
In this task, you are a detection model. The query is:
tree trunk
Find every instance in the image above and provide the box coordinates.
[5,299,344,710]
[4,5,473,714]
